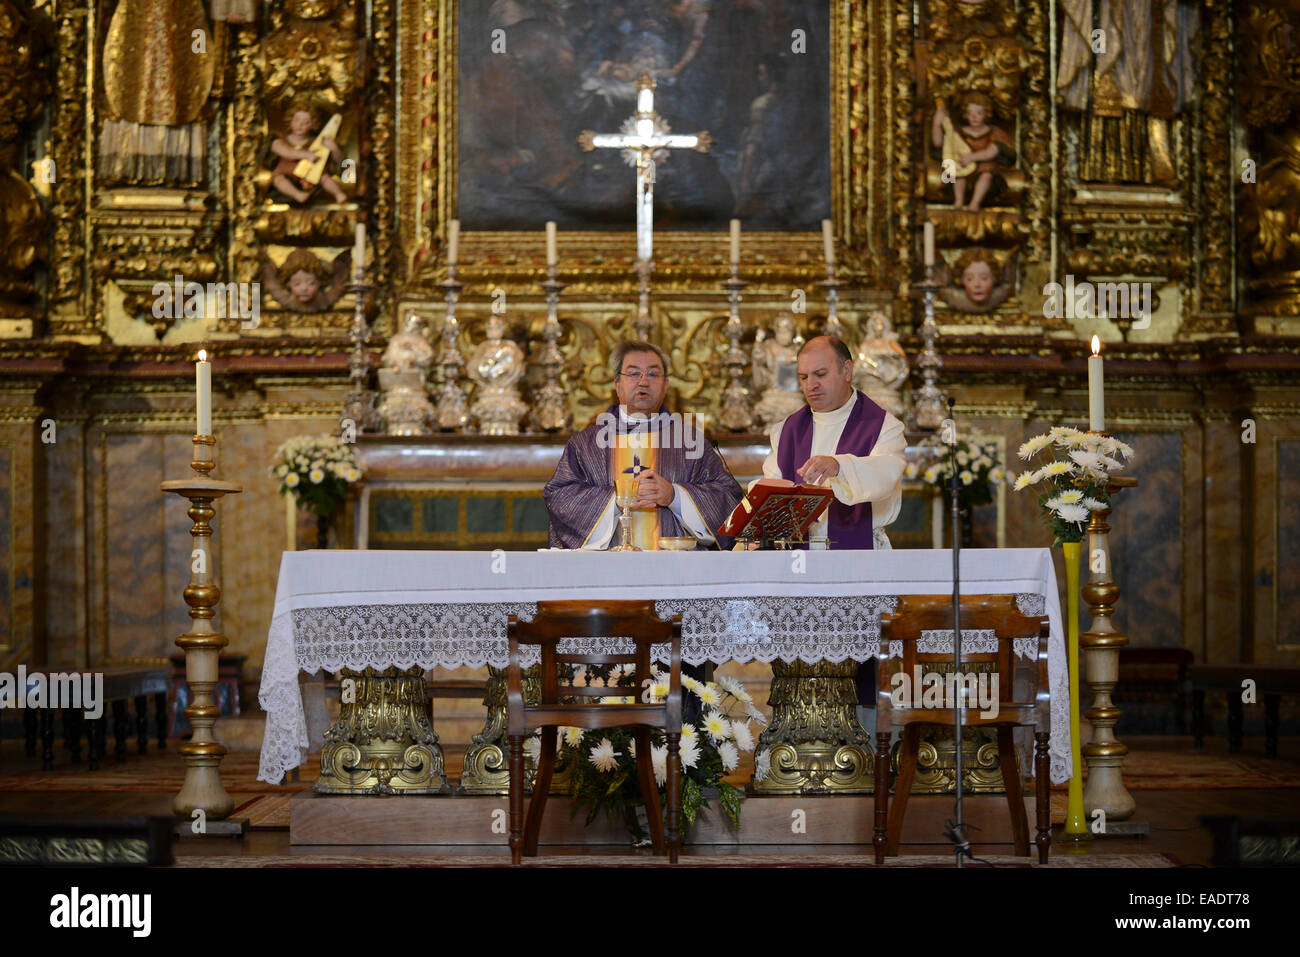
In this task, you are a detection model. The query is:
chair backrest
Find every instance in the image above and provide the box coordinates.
[877,595,1049,730]
[506,600,682,734]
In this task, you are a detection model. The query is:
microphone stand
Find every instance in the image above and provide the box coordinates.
[945,396,972,868]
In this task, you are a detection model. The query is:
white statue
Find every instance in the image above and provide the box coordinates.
[376,312,435,435]
[752,313,806,426]
[468,314,528,435]
[853,311,908,419]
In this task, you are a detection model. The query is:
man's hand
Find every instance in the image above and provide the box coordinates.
[634,469,675,508]
[796,455,840,485]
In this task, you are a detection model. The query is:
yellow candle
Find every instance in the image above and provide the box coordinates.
[1088,335,1105,431]
[196,349,212,436]
[546,221,557,266]
[447,219,460,265]
[730,219,741,265]
[822,219,835,267]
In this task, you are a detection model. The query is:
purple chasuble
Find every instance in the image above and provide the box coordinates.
[775,390,887,549]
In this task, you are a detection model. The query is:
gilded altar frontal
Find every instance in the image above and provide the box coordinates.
[0,0,1297,883]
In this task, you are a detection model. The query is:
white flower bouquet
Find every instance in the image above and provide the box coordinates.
[905,439,1007,509]
[540,671,767,838]
[269,434,363,518]
[1013,426,1133,545]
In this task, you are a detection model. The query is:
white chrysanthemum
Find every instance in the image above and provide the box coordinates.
[1082,496,1106,511]
[956,451,969,466]
[746,701,769,726]
[345,467,361,482]
[990,467,1005,483]
[1013,471,1038,491]
[679,735,700,769]
[1051,489,1084,506]
[1053,503,1090,523]
[309,468,325,484]
[754,748,772,782]
[276,464,288,476]
[523,736,541,764]
[681,722,697,740]
[959,470,974,486]
[1041,461,1072,477]
[905,462,920,479]
[588,737,621,773]
[717,675,752,704]
[924,466,940,484]
[1060,431,1091,448]
[563,726,585,748]
[681,675,703,695]
[627,739,636,759]
[651,744,668,786]
[1018,434,1053,460]
[731,719,755,752]
[717,740,740,772]
[696,683,721,707]
[1069,450,1104,471]
[703,710,730,742]
[649,680,669,701]
[1049,425,1084,439]
[285,472,300,488]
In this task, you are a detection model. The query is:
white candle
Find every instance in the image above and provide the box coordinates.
[730,219,741,265]
[923,222,935,267]
[546,221,557,266]
[822,219,835,267]
[353,223,366,278]
[1088,335,1105,431]
[447,219,460,265]
[196,349,212,436]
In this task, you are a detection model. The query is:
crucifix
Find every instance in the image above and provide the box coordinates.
[579,73,712,340]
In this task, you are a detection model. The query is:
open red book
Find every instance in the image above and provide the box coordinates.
[717,477,835,542]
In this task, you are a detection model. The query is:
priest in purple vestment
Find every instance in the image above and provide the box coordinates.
[544,340,743,549]
[758,335,907,549]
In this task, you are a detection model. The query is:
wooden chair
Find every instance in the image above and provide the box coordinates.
[874,595,1052,864]
[506,600,683,864]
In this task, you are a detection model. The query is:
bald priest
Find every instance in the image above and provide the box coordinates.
[760,335,908,549]
[544,340,743,549]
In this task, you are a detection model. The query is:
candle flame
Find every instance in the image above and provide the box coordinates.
[1090,335,1100,356]
[197,349,208,362]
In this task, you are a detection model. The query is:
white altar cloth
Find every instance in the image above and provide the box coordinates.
[257,548,1071,785]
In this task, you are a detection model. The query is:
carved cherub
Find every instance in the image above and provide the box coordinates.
[935,247,1015,313]
[262,248,350,312]
[931,92,1016,211]
[268,108,349,205]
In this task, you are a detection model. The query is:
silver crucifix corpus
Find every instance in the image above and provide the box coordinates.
[578,73,713,263]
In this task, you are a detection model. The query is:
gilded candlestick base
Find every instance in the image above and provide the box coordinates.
[750,660,874,794]
[315,666,450,795]
[892,726,1006,793]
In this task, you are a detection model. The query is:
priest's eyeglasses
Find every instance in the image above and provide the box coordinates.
[619,369,665,381]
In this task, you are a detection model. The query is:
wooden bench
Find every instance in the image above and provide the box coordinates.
[1189,664,1300,758]
[1116,647,1193,734]
[17,665,171,771]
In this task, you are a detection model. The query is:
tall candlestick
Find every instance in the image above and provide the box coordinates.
[353,223,366,278]
[447,219,460,265]
[822,219,835,267]
[923,222,935,267]
[196,349,212,436]
[1088,335,1105,431]
[546,221,557,266]
[730,219,741,265]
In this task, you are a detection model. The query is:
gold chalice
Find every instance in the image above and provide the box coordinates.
[611,476,641,551]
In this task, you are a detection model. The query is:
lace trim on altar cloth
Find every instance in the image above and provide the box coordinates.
[257,591,1070,787]
[883,629,1039,660]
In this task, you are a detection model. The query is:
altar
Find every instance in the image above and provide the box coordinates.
[258,548,1072,820]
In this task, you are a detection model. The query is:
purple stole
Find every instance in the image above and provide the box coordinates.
[775,390,887,549]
